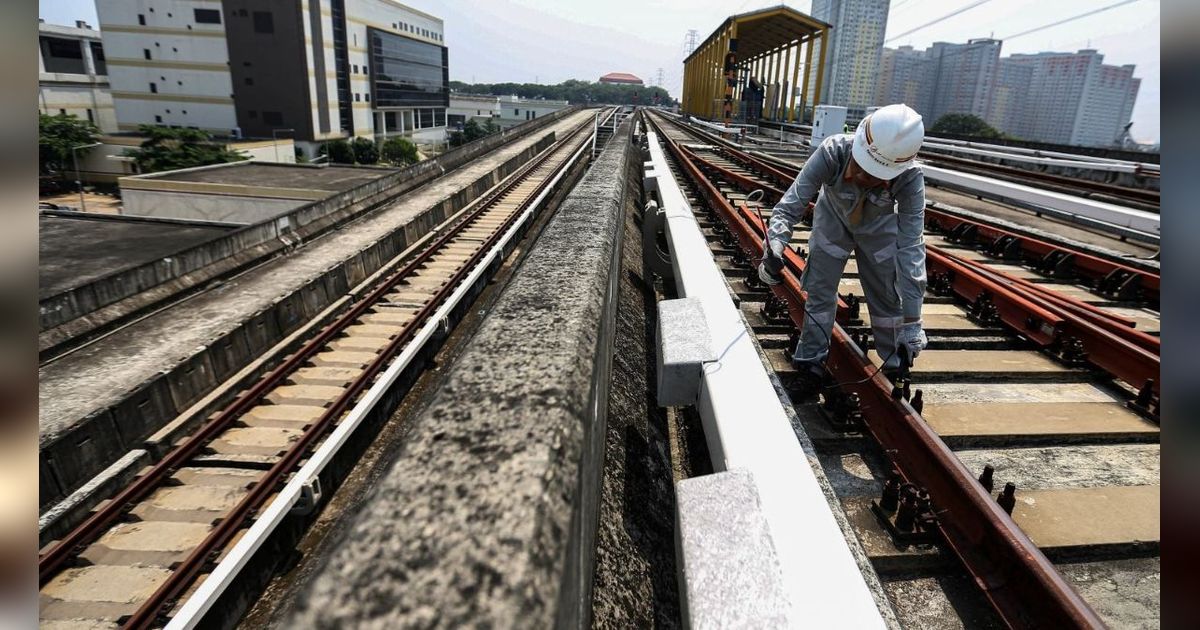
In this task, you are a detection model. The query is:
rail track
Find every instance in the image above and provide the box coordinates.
[646,111,1160,628]
[38,112,606,629]
[751,120,1159,212]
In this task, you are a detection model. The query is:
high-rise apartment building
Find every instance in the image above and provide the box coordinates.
[927,38,1001,124]
[38,20,117,133]
[810,0,890,119]
[95,0,449,154]
[874,45,933,116]
[875,43,1140,148]
[1001,50,1139,146]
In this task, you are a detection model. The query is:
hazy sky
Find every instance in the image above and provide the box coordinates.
[40,0,1160,142]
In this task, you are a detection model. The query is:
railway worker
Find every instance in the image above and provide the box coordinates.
[757,103,928,395]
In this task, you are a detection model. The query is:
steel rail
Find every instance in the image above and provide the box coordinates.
[647,112,1107,629]
[950,251,1160,354]
[926,207,1160,305]
[120,122,593,629]
[39,124,588,600]
[920,151,1159,208]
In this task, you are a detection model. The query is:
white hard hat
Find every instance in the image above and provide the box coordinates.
[851,103,924,180]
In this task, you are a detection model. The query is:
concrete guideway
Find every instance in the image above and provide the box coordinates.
[39,111,608,629]
[37,110,595,514]
[282,116,635,628]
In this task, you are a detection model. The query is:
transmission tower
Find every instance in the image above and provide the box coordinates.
[655,68,665,88]
[684,29,699,55]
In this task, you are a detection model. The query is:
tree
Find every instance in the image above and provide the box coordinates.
[39,113,100,176]
[351,137,379,164]
[447,79,676,107]
[318,139,355,164]
[381,137,419,165]
[125,125,246,172]
[930,113,1002,139]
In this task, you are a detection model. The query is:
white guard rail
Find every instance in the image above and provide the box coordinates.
[923,164,1160,239]
[646,131,885,628]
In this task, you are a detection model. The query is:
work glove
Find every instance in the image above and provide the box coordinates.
[899,320,928,360]
[757,238,786,285]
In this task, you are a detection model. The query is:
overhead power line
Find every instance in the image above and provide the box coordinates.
[1001,0,1141,41]
[885,0,994,44]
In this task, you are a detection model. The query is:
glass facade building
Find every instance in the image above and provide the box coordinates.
[368,27,449,109]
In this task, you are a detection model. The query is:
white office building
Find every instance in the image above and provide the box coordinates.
[809,0,890,119]
[95,0,449,154]
[38,20,117,133]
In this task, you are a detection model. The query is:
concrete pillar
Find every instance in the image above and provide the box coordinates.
[81,39,96,76]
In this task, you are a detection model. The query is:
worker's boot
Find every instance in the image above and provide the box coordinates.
[789,359,826,402]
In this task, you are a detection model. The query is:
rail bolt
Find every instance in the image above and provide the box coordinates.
[978,464,995,494]
[911,389,924,415]
[880,474,902,512]
[895,486,919,532]
[997,482,1017,515]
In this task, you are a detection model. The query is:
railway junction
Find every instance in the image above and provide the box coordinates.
[37,14,1160,623]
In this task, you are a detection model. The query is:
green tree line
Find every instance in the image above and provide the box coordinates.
[449,79,675,107]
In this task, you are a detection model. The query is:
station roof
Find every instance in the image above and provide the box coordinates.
[683,5,831,64]
[39,211,235,298]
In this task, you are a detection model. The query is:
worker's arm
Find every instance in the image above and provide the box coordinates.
[765,139,837,248]
[894,170,927,321]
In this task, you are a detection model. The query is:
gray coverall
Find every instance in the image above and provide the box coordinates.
[766,134,927,370]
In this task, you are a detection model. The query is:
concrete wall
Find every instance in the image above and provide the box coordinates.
[285,119,633,628]
[122,189,305,224]
[39,106,581,345]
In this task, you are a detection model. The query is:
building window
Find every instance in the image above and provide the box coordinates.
[353,64,358,73]
[434,109,445,126]
[365,93,370,103]
[138,14,146,25]
[245,77,254,85]
[143,48,151,60]
[253,11,274,33]
[195,8,221,24]
[165,109,171,113]
[355,93,360,102]
[155,115,162,123]
[182,109,187,114]
[514,108,519,115]
[149,82,157,93]
[263,111,283,125]
[59,108,66,115]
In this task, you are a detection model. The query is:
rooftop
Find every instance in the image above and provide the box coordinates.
[125,162,398,196]
[600,72,643,83]
[39,211,235,299]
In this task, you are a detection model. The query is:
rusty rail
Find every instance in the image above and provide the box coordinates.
[926,207,1160,306]
[649,113,1106,629]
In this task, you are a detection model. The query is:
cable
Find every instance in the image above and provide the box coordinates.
[1000,0,1141,41]
[885,0,994,44]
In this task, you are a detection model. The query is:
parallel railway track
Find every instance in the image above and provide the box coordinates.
[38,112,606,630]
[647,111,1160,628]
[752,119,1159,212]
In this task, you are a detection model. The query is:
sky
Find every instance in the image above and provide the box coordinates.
[39,0,1160,143]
